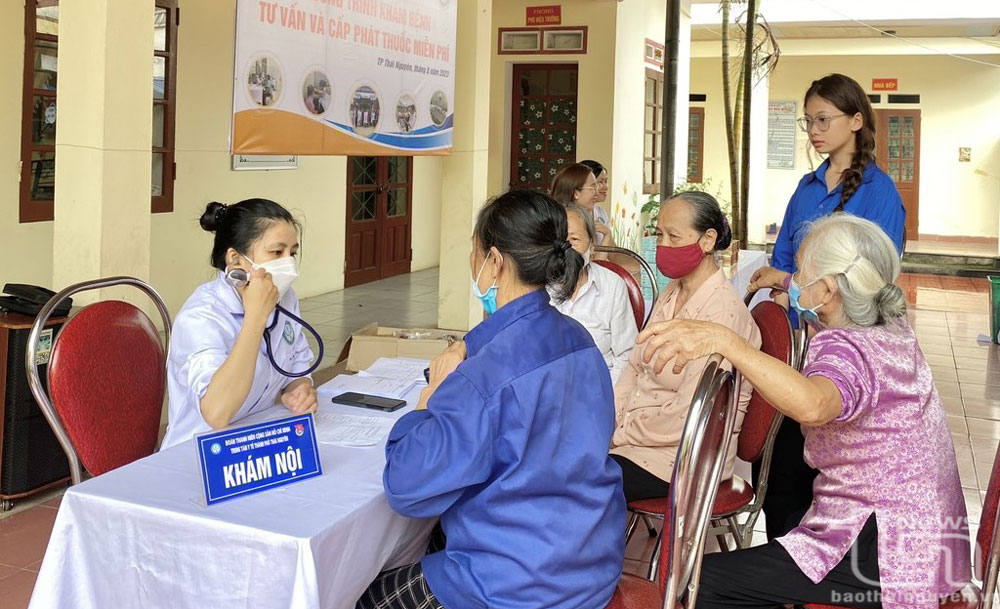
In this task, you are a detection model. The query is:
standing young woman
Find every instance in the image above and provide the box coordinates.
[356,190,625,609]
[753,73,906,540]
[161,199,318,449]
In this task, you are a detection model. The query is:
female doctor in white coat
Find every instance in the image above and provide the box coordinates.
[160,199,318,449]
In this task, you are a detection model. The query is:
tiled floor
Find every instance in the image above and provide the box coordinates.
[2,269,998,605]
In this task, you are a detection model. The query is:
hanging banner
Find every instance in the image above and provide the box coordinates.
[232,0,457,156]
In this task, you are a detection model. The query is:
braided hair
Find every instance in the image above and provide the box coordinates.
[804,74,876,211]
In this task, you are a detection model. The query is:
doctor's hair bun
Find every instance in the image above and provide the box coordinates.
[200,202,229,232]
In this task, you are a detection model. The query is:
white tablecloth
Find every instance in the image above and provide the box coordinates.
[28,382,434,609]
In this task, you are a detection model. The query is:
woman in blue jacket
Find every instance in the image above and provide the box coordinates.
[356,190,626,609]
[753,73,906,541]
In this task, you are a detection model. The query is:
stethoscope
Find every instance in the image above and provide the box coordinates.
[225,268,324,378]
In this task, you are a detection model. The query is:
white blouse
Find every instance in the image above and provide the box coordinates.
[161,272,315,449]
[550,263,637,384]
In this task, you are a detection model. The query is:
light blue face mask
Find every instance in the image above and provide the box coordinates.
[788,276,823,327]
[471,252,501,315]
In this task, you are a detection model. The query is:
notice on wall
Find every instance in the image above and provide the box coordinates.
[231,0,457,156]
[767,100,796,170]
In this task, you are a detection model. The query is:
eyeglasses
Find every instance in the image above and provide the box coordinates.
[797,114,848,132]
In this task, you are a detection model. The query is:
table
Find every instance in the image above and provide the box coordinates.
[28,381,434,609]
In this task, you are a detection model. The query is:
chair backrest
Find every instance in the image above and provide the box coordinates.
[594,259,644,330]
[594,244,659,329]
[736,300,792,462]
[26,277,172,484]
[659,355,737,609]
[976,440,1000,608]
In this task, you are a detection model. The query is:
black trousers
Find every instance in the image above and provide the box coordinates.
[695,514,882,609]
[753,416,819,540]
[612,454,670,503]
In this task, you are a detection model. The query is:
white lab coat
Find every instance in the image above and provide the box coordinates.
[161,272,315,449]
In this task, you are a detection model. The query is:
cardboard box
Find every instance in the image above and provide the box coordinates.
[346,323,466,372]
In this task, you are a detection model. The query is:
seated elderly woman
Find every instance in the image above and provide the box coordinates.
[550,204,637,383]
[637,214,970,609]
[356,189,625,609]
[611,191,760,503]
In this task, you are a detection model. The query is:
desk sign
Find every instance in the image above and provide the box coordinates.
[196,414,322,506]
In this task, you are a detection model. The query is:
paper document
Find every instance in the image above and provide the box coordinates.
[363,357,430,382]
[313,412,397,446]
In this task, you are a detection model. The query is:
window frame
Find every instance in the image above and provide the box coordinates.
[642,68,663,195]
[19,0,58,223]
[687,106,705,184]
[152,0,179,214]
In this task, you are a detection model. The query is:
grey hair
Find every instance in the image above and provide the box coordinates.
[564,203,596,245]
[799,213,906,327]
[667,191,732,251]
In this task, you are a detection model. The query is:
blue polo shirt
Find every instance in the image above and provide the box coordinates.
[382,289,625,609]
[772,159,905,274]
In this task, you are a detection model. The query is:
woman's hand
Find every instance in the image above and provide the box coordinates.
[595,222,616,247]
[636,319,734,375]
[281,379,318,414]
[243,268,279,327]
[416,341,467,410]
[747,266,791,295]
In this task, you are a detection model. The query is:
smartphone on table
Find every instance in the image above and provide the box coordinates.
[331,392,407,412]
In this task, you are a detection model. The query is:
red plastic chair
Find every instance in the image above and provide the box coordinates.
[595,245,659,330]
[25,277,171,484]
[608,354,737,609]
[707,299,793,549]
[594,259,645,330]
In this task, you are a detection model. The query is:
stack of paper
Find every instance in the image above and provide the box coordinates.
[313,412,397,446]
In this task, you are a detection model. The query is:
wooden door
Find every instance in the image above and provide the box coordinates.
[510,64,579,191]
[875,109,920,236]
[345,156,413,287]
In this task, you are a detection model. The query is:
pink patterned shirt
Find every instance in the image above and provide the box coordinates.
[778,323,971,609]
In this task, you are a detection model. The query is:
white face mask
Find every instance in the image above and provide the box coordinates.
[243,254,299,299]
[582,248,592,267]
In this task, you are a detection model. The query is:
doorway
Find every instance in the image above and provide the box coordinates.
[509,63,579,191]
[344,156,413,288]
[875,109,920,237]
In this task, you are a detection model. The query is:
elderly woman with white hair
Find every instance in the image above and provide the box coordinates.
[635,214,970,609]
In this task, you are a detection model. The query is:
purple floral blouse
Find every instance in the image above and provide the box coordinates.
[778,322,971,609]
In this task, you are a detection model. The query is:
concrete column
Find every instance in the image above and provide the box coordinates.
[671,0,692,191]
[53,0,154,304]
[437,0,492,331]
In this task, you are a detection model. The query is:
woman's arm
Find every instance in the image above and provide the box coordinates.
[608,282,638,384]
[637,319,843,426]
[199,269,278,429]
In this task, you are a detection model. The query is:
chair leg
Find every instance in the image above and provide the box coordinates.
[625,512,639,546]
[728,515,748,550]
[641,514,657,537]
[646,529,662,581]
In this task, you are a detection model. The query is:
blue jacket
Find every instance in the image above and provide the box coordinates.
[772,159,905,274]
[383,289,626,609]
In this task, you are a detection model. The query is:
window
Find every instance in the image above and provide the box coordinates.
[152,0,179,213]
[687,107,705,183]
[19,1,178,222]
[19,0,59,222]
[643,68,663,194]
[498,27,588,55]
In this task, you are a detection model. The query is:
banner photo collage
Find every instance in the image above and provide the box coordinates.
[232,0,457,155]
